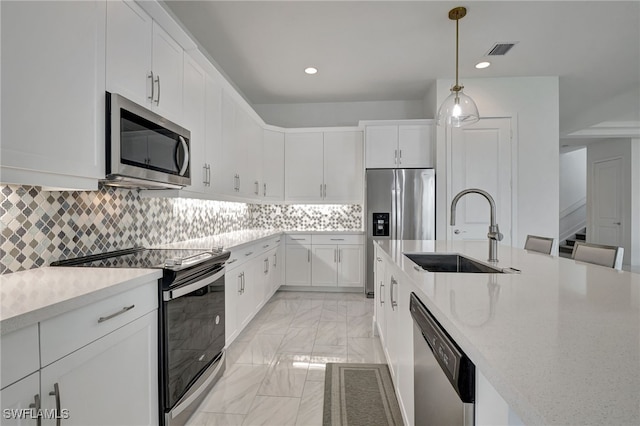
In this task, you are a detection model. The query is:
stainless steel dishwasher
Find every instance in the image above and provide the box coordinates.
[410,292,475,425]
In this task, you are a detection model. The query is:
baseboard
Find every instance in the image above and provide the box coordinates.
[278,285,363,293]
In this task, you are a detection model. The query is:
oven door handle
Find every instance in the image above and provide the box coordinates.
[163,268,225,301]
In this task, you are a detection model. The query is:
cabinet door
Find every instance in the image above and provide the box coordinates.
[0,372,39,426]
[365,126,398,168]
[285,245,312,286]
[220,92,239,195]
[225,267,241,346]
[323,131,364,203]
[284,133,324,202]
[182,53,207,193]
[398,125,433,168]
[40,311,158,426]
[395,273,415,426]
[337,245,364,287]
[151,21,183,123]
[275,240,285,291]
[244,116,264,199]
[311,246,338,287]
[262,130,285,201]
[1,0,106,189]
[384,268,399,381]
[106,0,152,108]
[374,251,386,340]
[206,72,224,194]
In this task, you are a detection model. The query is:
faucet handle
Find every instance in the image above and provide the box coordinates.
[488,224,503,241]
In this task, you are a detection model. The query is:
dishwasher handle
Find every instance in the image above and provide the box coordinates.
[410,292,475,404]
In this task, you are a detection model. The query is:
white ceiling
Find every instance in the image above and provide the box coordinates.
[163,1,640,140]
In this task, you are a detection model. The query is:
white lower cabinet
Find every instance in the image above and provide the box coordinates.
[310,234,364,288]
[40,311,158,425]
[285,234,364,288]
[0,281,159,426]
[225,237,284,346]
[285,235,312,286]
[0,372,39,426]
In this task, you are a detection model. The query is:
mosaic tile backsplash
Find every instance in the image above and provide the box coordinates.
[0,185,362,274]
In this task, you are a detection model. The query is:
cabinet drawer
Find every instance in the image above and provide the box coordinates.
[0,324,39,389]
[286,234,312,245]
[312,234,364,245]
[228,243,258,267]
[40,281,158,367]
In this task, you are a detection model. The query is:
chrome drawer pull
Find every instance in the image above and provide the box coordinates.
[98,305,135,323]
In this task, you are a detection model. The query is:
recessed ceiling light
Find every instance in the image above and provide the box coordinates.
[304,67,318,75]
[475,61,491,69]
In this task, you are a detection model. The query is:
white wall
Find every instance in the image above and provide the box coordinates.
[253,100,425,128]
[587,138,640,267]
[434,76,560,248]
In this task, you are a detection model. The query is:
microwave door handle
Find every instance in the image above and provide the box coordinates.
[177,136,190,176]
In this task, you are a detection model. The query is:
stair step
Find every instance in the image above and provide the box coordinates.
[559,244,574,254]
[575,232,586,240]
[565,239,576,246]
[559,250,573,259]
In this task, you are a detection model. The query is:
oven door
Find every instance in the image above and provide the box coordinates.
[161,266,225,424]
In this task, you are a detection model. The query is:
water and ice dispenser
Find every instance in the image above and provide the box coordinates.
[372,213,390,237]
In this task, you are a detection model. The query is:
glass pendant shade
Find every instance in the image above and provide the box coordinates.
[436,88,480,128]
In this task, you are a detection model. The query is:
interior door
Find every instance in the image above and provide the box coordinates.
[591,157,623,247]
[448,118,512,244]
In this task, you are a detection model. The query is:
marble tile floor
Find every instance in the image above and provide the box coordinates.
[186,291,385,426]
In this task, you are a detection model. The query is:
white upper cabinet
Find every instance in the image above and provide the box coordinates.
[365,122,434,169]
[105,0,152,108]
[106,0,183,124]
[285,130,364,203]
[284,132,325,202]
[323,131,364,203]
[262,130,285,201]
[182,52,207,193]
[151,22,184,123]
[0,0,106,190]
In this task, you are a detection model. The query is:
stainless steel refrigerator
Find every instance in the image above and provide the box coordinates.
[365,168,435,297]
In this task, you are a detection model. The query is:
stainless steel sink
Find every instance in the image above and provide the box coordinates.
[405,253,504,273]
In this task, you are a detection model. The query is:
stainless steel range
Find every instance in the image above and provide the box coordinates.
[52,247,230,426]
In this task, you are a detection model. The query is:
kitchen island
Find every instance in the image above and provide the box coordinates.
[374,239,639,426]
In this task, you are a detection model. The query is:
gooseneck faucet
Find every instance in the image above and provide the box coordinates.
[450,188,503,262]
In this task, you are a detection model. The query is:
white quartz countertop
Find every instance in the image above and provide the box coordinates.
[0,267,162,335]
[376,239,640,426]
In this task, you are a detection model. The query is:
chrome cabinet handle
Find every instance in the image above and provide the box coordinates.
[454,229,461,235]
[245,251,253,256]
[376,257,382,262]
[203,164,208,185]
[29,393,42,426]
[290,238,306,241]
[390,277,398,310]
[379,282,384,305]
[274,253,277,267]
[49,383,61,426]
[238,273,242,294]
[308,249,311,262]
[614,222,621,225]
[148,71,155,102]
[338,248,341,263]
[334,249,337,262]
[227,258,237,264]
[394,149,397,162]
[263,183,267,197]
[155,74,161,105]
[263,244,270,248]
[255,181,259,195]
[330,238,344,241]
[398,149,402,164]
[237,175,241,192]
[324,183,327,198]
[98,305,135,323]
[320,184,323,197]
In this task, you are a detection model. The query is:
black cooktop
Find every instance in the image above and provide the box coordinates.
[51,247,228,270]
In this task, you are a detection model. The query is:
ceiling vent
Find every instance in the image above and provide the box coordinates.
[486,42,517,56]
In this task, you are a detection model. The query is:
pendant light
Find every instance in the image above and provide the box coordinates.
[437,6,480,127]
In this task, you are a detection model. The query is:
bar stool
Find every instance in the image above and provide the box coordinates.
[524,235,555,255]
[571,241,624,270]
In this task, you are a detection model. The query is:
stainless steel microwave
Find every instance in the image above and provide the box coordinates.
[103,92,191,189]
